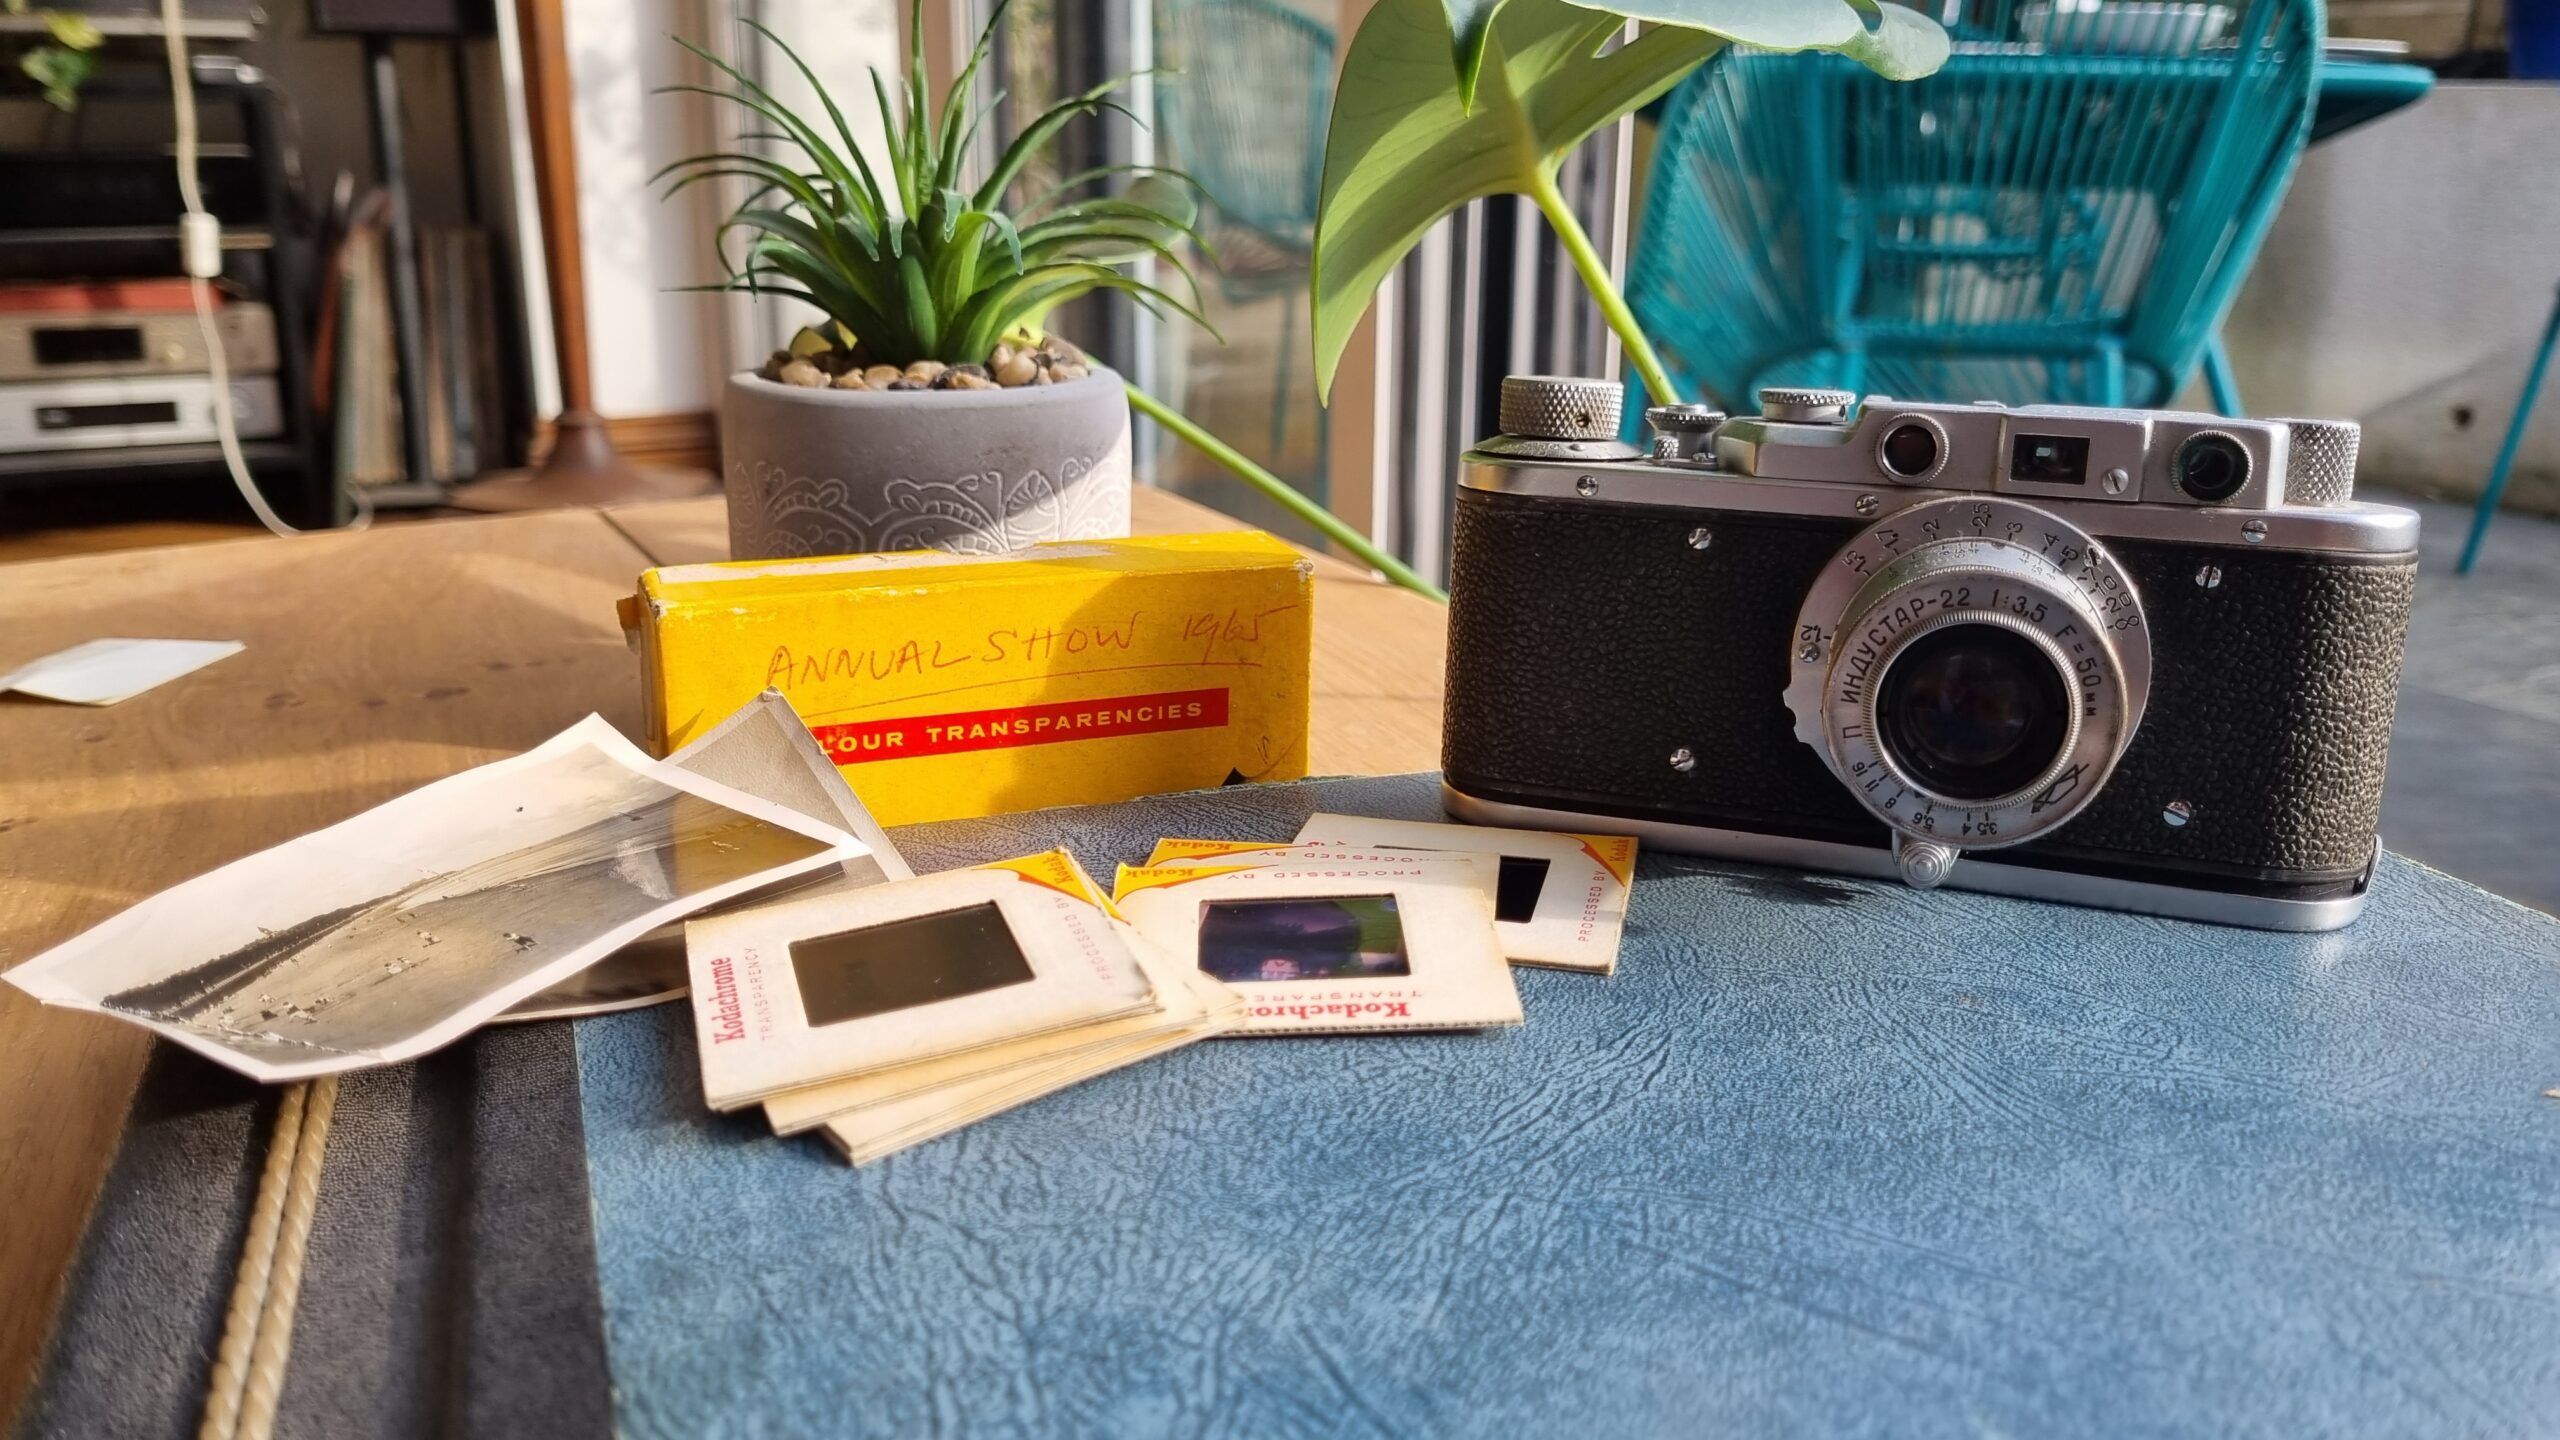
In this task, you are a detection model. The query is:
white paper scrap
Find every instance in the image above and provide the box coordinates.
[0,638,245,706]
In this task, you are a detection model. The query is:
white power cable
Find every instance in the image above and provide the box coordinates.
[161,0,369,534]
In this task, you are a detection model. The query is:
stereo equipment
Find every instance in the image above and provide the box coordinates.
[0,153,267,230]
[0,374,285,454]
[0,304,277,382]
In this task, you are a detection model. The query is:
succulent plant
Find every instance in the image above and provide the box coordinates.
[659,0,1212,374]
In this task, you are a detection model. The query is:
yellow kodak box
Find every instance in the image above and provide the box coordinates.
[623,532,1314,826]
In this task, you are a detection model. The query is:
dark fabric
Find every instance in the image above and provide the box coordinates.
[17,1023,611,1440]
[14,1052,274,1440]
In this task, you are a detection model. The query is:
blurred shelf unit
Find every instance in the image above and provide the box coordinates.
[0,55,337,527]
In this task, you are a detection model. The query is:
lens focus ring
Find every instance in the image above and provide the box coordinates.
[1783,497,2152,851]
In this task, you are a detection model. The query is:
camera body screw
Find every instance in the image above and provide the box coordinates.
[1669,747,1697,773]
[2241,519,2269,544]
[2163,799,2194,827]
[2102,467,2132,495]
[1855,493,1880,516]
[1687,527,1713,550]
[2195,565,2223,589]
[1576,475,1598,497]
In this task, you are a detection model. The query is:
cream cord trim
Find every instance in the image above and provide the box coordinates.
[197,1076,339,1440]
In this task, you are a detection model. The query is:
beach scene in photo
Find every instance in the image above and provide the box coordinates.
[9,717,857,1079]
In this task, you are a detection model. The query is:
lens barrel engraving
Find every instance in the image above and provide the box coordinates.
[1784,497,2151,851]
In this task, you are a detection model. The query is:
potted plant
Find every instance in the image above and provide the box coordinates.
[669,7,1217,559]
[671,0,1944,586]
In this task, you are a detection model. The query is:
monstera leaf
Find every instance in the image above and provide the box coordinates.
[1316,0,1948,401]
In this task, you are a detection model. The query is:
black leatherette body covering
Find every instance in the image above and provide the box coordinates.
[1444,487,2417,890]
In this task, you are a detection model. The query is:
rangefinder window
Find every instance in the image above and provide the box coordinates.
[2010,434,2090,485]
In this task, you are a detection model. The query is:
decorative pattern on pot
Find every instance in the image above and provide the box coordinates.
[721,367,1135,561]
[727,446,1133,559]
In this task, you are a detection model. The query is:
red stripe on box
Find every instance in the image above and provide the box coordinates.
[808,687,1229,764]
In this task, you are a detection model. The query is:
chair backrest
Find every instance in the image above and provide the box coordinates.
[1154,0,1336,248]
[1628,0,2325,408]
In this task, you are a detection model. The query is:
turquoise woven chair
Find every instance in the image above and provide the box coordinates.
[1155,0,1336,459]
[1628,0,2324,415]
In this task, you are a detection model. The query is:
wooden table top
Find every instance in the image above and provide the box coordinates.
[0,487,1447,1418]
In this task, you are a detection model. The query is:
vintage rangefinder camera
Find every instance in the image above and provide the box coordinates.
[1444,377,2420,930]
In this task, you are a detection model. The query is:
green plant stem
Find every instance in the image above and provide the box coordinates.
[1527,166,1679,407]
[1126,385,1447,604]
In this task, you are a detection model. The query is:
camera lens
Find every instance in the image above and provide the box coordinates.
[1879,422,1941,480]
[2174,433,2251,503]
[1876,623,2072,802]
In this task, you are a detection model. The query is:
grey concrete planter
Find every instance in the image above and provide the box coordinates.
[720,366,1133,559]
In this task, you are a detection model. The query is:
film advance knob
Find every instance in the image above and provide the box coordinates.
[1498,375,1624,441]
[1758,386,1859,424]
[2272,417,2361,505]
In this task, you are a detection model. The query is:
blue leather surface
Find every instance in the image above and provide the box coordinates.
[575,774,2560,1439]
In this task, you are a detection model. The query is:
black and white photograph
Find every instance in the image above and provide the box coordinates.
[496,690,915,1023]
[7,717,864,1080]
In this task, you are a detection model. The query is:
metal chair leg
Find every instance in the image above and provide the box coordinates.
[2204,332,2244,417]
[2460,282,2560,575]
[2082,339,2129,406]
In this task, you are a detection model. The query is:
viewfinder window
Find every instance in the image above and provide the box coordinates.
[789,902,1032,1026]
[2009,434,2090,485]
